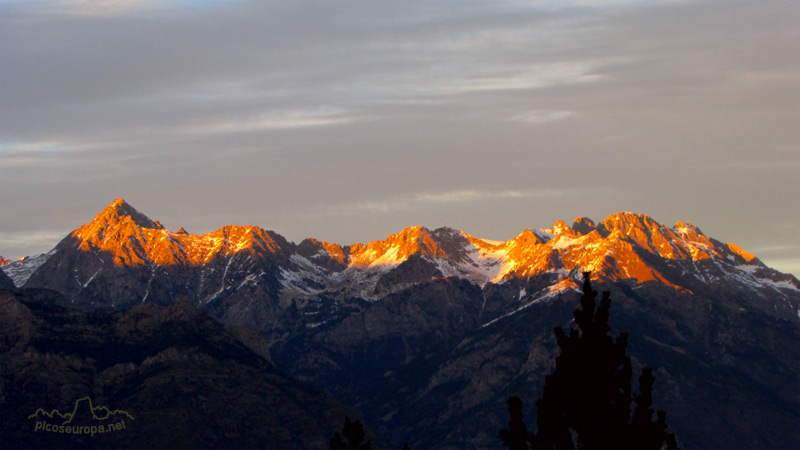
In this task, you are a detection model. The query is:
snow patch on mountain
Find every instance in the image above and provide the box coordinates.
[432,238,507,285]
[280,255,329,295]
[736,264,761,274]
[371,245,405,266]
[550,235,579,250]
[481,279,580,328]
[476,238,504,246]
[2,251,53,286]
[768,280,800,291]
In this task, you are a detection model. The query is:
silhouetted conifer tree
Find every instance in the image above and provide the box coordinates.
[501,272,678,450]
[500,396,534,450]
[330,416,374,450]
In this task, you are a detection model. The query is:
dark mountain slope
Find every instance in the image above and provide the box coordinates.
[0,267,14,290]
[0,288,361,450]
[274,278,800,450]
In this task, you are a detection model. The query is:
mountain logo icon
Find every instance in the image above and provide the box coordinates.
[28,396,134,436]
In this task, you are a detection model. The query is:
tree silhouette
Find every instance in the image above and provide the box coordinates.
[501,272,678,450]
[330,416,374,450]
[500,396,534,450]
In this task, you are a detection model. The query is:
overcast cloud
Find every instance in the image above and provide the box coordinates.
[1,0,798,275]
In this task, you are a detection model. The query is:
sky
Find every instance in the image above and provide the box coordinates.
[1,0,798,276]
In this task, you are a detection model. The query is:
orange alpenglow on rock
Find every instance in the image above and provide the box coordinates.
[71,199,288,267]
[43,199,786,296]
[11,198,799,314]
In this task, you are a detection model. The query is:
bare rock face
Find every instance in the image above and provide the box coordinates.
[296,238,348,272]
[374,254,444,296]
[571,216,597,235]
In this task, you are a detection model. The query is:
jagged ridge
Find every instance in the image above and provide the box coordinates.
[4,199,799,328]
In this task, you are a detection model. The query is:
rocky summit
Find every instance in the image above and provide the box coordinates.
[2,199,799,449]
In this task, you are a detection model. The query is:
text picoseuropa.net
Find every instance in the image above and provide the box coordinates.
[33,419,128,437]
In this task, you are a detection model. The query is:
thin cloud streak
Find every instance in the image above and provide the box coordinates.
[0,231,66,256]
[510,110,576,124]
[328,188,576,215]
[175,108,357,135]
[6,0,238,16]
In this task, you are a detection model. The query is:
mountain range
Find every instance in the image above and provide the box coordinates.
[2,198,799,449]
[5,199,797,328]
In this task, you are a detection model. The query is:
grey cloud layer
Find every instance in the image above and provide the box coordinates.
[0,0,798,275]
